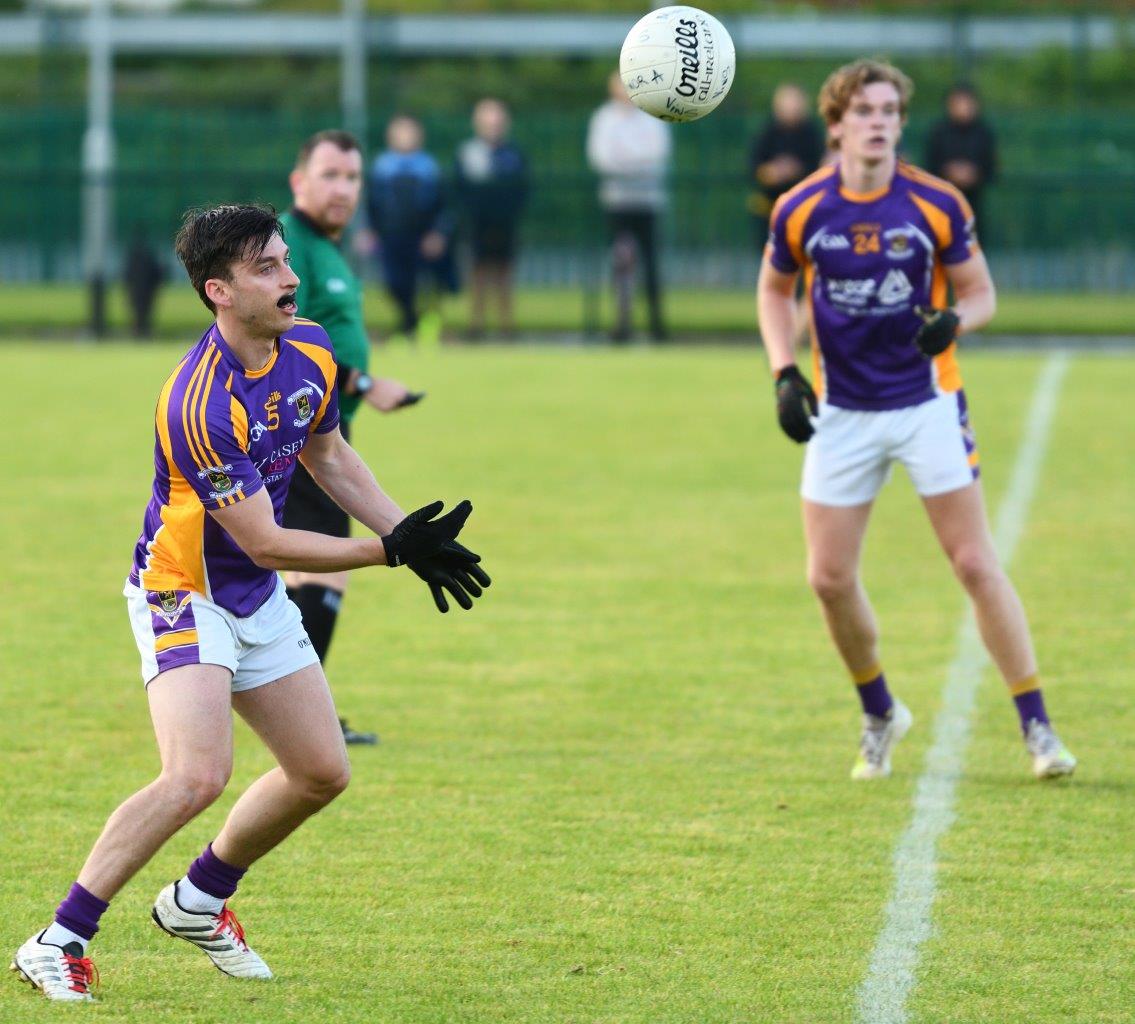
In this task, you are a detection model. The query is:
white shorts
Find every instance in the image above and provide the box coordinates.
[124,576,319,691]
[801,390,979,507]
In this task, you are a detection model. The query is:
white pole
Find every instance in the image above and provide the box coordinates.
[340,0,367,146]
[82,0,114,337]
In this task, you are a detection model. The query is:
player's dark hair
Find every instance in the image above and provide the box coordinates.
[174,203,282,312]
[294,129,361,170]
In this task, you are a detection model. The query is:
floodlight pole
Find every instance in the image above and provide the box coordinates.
[340,0,367,148]
[82,0,114,338]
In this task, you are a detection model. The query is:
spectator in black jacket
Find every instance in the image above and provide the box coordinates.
[925,84,997,229]
[747,83,826,252]
[455,98,529,339]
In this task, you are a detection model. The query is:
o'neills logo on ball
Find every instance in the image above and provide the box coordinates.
[674,19,701,99]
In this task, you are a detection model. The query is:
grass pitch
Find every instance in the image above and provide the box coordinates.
[1,339,1132,1023]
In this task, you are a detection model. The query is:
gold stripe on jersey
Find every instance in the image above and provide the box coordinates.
[181,349,213,473]
[786,190,827,268]
[769,164,837,229]
[230,393,249,452]
[909,192,954,253]
[898,164,977,224]
[928,261,963,393]
[154,628,199,653]
[802,262,826,399]
[141,365,209,596]
[196,348,233,504]
[285,338,338,431]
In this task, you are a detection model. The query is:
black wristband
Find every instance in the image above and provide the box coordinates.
[354,373,374,396]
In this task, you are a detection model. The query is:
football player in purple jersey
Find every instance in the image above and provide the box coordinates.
[11,204,489,1001]
[756,59,1074,782]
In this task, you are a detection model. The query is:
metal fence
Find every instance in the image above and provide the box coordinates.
[4,106,1135,291]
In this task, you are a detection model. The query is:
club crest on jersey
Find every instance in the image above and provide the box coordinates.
[288,386,315,427]
[884,229,915,260]
[197,463,242,499]
[148,589,191,627]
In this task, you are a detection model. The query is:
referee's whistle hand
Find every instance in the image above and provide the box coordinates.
[367,377,420,413]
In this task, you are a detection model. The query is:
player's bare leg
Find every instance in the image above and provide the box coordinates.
[213,662,350,867]
[922,481,1075,777]
[803,499,879,672]
[922,481,1035,681]
[79,664,235,900]
[151,663,349,980]
[12,665,234,1000]
[804,499,912,778]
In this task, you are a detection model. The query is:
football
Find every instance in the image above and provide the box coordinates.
[619,6,735,123]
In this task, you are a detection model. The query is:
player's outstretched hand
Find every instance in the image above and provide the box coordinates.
[774,365,818,443]
[408,540,492,613]
[912,305,961,358]
[381,500,472,568]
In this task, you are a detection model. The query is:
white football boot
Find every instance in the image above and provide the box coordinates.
[1025,719,1077,779]
[850,699,913,780]
[10,931,98,1001]
[151,882,272,979]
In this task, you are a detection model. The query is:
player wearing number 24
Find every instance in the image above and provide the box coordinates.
[757,58,1075,782]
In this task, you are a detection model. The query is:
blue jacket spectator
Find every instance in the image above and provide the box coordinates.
[366,115,457,338]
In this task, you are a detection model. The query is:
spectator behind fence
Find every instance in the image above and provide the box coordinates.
[366,115,458,345]
[925,83,997,230]
[586,71,671,342]
[455,98,528,340]
[746,83,826,252]
[122,230,165,338]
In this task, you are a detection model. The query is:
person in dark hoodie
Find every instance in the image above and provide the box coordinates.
[925,83,998,230]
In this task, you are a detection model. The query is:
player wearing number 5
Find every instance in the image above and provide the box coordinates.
[756,59,1075,782]
[11,205,489,1002]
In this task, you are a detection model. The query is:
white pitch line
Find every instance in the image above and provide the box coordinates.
[855,351,1071,1024]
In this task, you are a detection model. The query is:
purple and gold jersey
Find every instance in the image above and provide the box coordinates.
[767,161,978,411]
[128,318,340,617]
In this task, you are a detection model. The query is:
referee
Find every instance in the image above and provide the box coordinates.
[282,130,423,745]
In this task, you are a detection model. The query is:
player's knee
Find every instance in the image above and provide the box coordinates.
[808,565,856,604]
[950,546,1001,592]
[296,760,351,806]
[160,766,231,820]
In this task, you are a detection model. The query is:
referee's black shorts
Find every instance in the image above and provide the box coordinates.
[282,418,351,538]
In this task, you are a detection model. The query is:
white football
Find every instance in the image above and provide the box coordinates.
[619,6,735,123]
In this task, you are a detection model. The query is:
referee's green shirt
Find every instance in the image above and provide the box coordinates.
[280,208,369,422]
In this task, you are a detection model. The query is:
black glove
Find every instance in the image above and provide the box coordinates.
[774,365,818,443]
[408,540,492,613]
[381,500,472,568]
[912,305,960,357]
[396,391,426,408]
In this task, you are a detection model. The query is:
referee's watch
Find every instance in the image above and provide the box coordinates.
[353,372,374,396]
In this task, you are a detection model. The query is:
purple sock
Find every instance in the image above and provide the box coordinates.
[54,883,110,942]
[186,843,247,901]
[1013,688,1049,734]
[856,673,894,719]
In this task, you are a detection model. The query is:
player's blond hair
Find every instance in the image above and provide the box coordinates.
[818,59,913,149]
